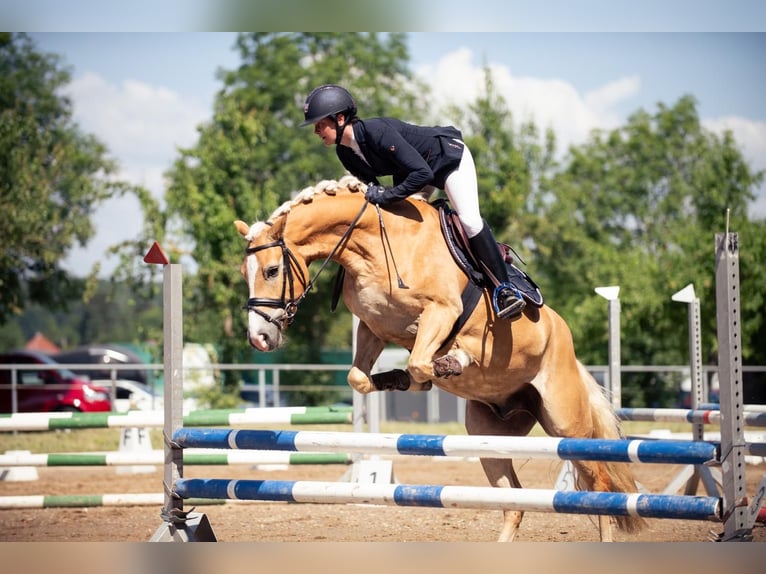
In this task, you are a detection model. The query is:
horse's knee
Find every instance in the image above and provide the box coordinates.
[406,359,434,384]
[347,367,375,394]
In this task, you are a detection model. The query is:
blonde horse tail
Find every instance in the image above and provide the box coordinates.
[575,360,646,533]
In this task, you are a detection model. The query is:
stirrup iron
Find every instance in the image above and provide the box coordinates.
[493,283,525,320]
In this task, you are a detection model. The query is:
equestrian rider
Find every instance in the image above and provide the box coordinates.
[300,84,525,320]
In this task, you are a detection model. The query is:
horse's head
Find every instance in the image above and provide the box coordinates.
[234,176,377,351]
[234,215,309,352]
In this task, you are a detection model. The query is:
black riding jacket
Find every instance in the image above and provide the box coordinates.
[336,118,464,201]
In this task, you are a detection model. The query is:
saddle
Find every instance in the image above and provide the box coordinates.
[433,199,544,308]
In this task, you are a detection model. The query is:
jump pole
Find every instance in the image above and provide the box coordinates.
[714,222,749,541]
[172,428,719,466]
[173,478,721,522]
[665,283,723,497]
[595,285,622,409]
[145,242,216,542]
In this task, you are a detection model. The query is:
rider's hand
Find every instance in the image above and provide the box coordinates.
[365,183,395,205]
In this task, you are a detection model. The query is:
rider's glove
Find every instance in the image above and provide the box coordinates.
[365,183,396,205]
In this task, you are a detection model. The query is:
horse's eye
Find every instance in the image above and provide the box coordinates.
[265,265,280,280]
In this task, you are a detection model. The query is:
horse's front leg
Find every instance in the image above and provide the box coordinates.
[406,304,466,384]
[347,320,432,393]
[346,320,386,394]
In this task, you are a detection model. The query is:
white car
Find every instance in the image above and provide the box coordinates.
[92,379,163,412]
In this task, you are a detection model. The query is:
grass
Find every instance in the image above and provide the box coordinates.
[0,420,702,454]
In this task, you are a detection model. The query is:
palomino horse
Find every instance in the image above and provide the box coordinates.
[234,176,644,541]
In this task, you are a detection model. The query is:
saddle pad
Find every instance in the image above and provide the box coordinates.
[507,263,544,307]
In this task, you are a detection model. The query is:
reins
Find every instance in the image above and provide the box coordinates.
[374,204,409,289]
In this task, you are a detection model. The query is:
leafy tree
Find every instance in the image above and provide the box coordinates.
[444,68,557,262]
[0,33,134,324]
[529,95,764,405]
[0,280,163,352]
[160,33,425,400]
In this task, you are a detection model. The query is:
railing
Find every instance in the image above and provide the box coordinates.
[2,363,765,420]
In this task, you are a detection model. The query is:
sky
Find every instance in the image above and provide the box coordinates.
[15,17,766,278]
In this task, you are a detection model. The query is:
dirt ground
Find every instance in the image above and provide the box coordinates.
[1,455,764,543]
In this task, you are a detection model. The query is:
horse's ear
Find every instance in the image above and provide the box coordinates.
[234,220,250,238]
[267,216,286,240]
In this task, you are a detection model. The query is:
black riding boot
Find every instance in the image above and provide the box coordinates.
[468,222,526,320]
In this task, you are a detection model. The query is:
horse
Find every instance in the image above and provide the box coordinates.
[234,175,644,542]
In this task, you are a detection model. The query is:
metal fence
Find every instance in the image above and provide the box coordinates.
[2,362,765,421]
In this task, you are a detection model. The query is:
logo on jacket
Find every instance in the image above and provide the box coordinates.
[389,145,396,152]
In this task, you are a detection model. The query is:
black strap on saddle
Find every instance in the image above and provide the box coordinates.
[330,265,345,312]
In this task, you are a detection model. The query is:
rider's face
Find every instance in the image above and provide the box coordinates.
[313,117,337,147]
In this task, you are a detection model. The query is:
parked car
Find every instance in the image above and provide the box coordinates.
[0,350,112,413]
[51,345,150,386]
[106,379,162,412]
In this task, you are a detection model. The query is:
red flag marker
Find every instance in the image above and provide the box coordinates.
[143,241,170,265]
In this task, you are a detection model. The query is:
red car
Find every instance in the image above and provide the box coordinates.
[0,350,112,413]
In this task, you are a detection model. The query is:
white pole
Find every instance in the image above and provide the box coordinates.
[595,286,621,408]
[162,263,184,518]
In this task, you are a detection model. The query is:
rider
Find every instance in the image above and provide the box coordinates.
[300,84,525,320]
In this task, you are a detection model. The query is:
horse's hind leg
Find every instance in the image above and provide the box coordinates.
[533,361,644,539]
[465,399,537,542]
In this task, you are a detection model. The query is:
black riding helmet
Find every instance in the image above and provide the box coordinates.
[300,84,357,126]
[300,85,357,144]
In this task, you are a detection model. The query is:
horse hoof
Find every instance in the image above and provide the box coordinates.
[433,355,463,378]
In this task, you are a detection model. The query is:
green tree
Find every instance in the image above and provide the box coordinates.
[0,279,163,353]
[160,33,424,401]
[530,95,764,405]
[0,33,133,324]
[447,67,557,258]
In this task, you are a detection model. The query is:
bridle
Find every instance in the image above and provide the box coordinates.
[243,237,308,328]
[242,201,369,328]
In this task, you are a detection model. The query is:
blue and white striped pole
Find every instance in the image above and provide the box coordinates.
[172,428,719,465]
[174,478,721,522]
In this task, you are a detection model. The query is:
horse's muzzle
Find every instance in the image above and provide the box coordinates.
[246,308,285,352]
[247,328,278,352]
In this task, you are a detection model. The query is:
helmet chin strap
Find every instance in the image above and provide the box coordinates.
[334,116,347,145]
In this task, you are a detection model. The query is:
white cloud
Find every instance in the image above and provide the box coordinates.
[584,75,641,115]
[61,73,209,277]
[416,48,766,217]
[415,48,636,154]
[64,72,207,192]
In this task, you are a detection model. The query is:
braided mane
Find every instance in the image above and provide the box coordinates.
[244,176,366,240]
[269,175,367,222]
